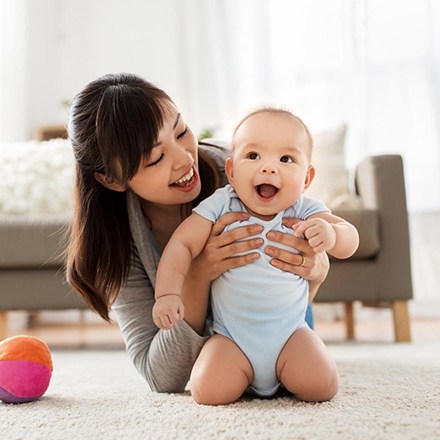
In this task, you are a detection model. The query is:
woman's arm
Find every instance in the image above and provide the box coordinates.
[112,246,209,393]
[305,252,330,302]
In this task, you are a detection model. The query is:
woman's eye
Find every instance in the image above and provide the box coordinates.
[280,155,294,163]
[177,126,188,139]
[146,153,164,167]
[248,152,260,160]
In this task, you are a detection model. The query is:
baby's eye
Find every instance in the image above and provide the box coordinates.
[248,152,260,160]
[280,155,294,163]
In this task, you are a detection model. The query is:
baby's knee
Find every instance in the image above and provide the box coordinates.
[191,383,217,405]
[296,370,339,402]
[190,375,237,406]
[189,334,253,405]
[190,366,251,405]
[314,371,339,401]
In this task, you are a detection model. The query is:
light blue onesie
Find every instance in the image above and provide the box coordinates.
[193,184,330,396]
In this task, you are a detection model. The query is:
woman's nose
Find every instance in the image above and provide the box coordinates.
[172,145,193,170]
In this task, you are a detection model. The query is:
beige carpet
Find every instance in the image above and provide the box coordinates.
[2,342,440,440]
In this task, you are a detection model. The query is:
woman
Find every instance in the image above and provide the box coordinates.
[66,73,330,393]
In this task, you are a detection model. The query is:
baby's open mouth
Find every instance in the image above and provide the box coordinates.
[256,184,279,199]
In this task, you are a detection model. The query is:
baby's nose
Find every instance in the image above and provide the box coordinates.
[260,164,277,174]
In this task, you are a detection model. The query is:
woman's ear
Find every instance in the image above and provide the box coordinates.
[304,165,315,190]
[225,157,234,185]
[93,172,126,192]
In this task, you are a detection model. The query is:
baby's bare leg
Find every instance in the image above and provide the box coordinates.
[276,326,339,401]
[189,334,253,405]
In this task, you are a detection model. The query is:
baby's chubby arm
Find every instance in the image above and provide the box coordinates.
[293,212,359,259]
[153,213,213,329]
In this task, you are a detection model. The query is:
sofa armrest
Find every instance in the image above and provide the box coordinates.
[355,155,413,300]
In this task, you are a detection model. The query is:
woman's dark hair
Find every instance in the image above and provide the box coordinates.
[66,73,219,321]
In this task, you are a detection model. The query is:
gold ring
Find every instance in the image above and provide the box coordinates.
[299,255,306,267]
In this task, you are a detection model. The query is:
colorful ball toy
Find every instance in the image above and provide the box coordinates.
[0,335,53,404]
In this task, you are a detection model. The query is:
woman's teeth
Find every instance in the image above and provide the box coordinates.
[174,168,194,186]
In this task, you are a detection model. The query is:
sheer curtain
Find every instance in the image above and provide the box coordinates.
[2,0,439,210]
[175,0,272,138]
[179,0,440,212]
[0,0,28,142]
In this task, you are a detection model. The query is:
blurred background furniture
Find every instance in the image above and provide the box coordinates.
[0,135,86,340]
[36,124,68,141]
[314,154,412,342]
[0,217,86,340]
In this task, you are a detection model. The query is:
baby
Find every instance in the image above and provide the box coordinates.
[153,107,359,402]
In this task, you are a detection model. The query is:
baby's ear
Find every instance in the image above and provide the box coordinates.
[225,157,234,184]
[94,172,126,192]
[303,165,315,190]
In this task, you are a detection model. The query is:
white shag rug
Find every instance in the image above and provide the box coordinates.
[2,343,440,440]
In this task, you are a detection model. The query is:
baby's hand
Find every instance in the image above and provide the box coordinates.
[152,294,185,330]
[293,218,336,253]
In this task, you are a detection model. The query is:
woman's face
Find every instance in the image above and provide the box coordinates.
[128,105,201,206]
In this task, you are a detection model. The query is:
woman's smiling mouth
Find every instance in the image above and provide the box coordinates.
[173,167,195,186]
[171,167,199,192]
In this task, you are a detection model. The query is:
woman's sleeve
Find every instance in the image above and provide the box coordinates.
[111,245,209,393]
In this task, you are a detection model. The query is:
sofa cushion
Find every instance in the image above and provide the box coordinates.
[306,124,361,210]
[0,138,74,217]
[0,218,68,268]
[332,208,380,259]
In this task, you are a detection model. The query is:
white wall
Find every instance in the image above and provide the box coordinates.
[8,0,440,211]
[25,0,184,137]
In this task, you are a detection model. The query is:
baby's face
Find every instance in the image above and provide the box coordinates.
[226,112,314,220]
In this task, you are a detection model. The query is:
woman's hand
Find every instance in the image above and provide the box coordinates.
[264,217,330,301]
[192,212,264,282]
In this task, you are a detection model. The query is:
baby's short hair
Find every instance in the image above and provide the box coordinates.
[231,106,313,160]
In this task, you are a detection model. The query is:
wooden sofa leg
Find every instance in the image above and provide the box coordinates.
[392,300,411,342]
[0,311,8,341]
[345,302,355,340]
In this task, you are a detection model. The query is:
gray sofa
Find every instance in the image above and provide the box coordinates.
[315,154,412,342]
[0,154,412,342]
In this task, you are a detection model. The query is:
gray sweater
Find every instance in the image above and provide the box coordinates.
[112,143,229,392]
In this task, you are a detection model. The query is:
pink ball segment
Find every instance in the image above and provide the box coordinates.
[0,335,53,404]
